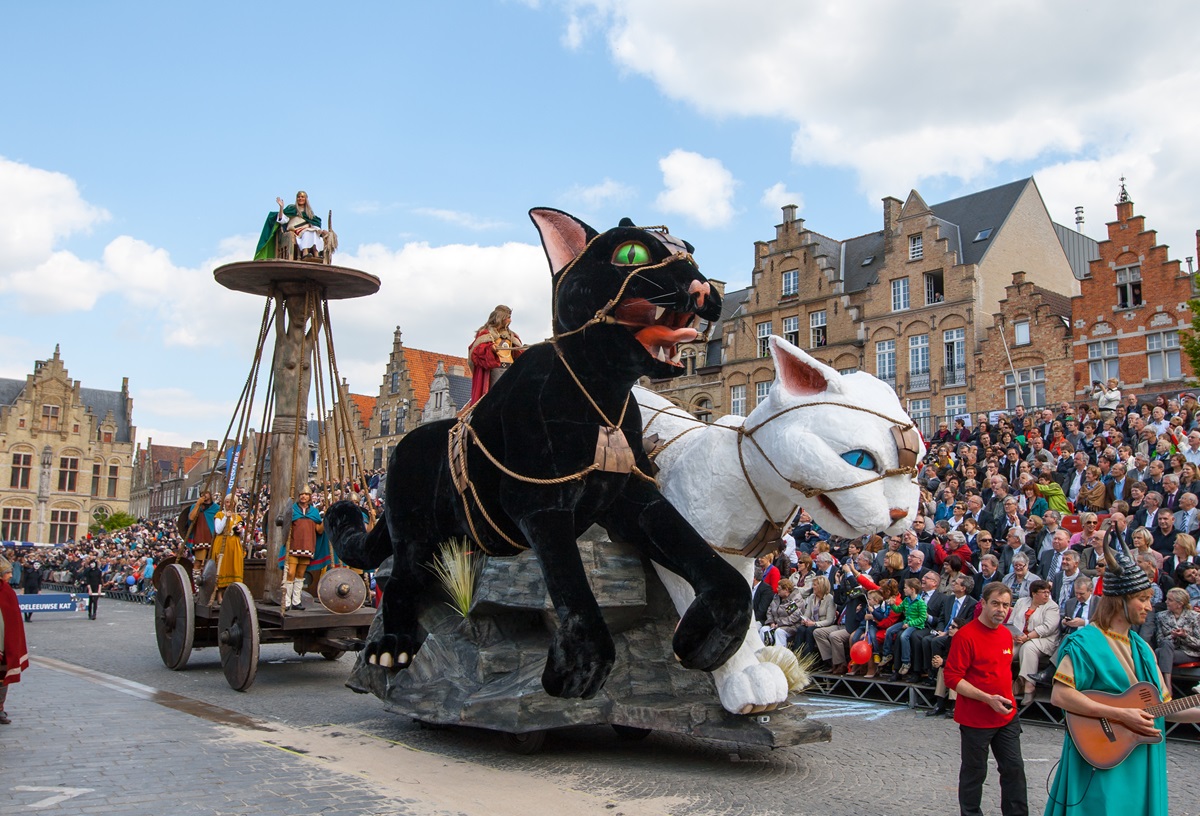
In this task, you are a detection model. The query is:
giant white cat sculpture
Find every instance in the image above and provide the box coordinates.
[637,336,925,714]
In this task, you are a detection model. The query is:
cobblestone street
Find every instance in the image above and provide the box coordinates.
[5,600,1200,815]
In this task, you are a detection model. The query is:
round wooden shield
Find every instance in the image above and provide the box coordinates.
[317,567,367,614]
[155,563,194,670]
[152,554,193,592]
[218,582,260,691]
[176,505,192,538]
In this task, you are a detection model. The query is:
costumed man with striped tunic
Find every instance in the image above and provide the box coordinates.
[1044,529,1200,815]
[283,487,323,611]
[188,491,219,573]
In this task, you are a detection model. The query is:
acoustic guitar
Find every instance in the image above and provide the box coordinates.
[1065,681,1200,769]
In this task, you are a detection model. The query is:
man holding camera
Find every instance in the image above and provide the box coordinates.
[1091,378,1121,421]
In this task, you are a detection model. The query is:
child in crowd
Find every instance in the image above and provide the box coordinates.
[882,578,928,679]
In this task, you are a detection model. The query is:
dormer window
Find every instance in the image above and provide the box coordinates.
[909,234,924,261]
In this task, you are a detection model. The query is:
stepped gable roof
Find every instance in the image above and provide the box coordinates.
[347,393,376,429]
[447,375,472,410]
[407,347,470,411]
[842,231,886,292]
[0,377,131,442]
[1031,285,1073,321]
[928,177,1029,267]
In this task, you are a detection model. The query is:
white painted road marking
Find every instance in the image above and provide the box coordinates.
[14,786,95,809]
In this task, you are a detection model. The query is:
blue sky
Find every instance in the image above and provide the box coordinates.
[3,1,1198,446]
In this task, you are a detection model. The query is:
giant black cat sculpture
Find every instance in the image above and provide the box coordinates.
[325,208,748,699]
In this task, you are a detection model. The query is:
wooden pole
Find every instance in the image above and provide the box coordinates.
[264,291,316,602]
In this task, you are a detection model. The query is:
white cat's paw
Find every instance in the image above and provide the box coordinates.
[716,661,789,715]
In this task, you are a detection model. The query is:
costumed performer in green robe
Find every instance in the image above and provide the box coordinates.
[254,191,328,260]
[1044,529,1200,816]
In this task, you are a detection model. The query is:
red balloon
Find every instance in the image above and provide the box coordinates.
[850,640,873,665]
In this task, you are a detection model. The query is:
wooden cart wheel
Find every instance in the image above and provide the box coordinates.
[611,724,652,741]
[501,730,547,755]
[155,563,194,670]
[218,582,260,691]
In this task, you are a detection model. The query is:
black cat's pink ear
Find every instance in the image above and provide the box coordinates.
[529,208,596,275]
[770,335,845,398]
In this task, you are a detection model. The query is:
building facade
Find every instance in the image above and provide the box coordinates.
[977,271,1074,414]
[0,347,136,543]
[365,327,470,470]
[1071,187,1194,402]
[658,178,1093,433]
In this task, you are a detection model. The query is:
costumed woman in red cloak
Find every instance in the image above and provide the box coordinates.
[0,555,30,724]
[467,305,524,407]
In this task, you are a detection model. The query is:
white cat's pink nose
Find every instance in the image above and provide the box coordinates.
[688,280,711,307]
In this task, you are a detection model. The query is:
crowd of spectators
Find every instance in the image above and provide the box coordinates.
[754,391,1200,713]
[2,470,386,602]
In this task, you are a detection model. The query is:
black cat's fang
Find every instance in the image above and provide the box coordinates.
[611,297,697,366]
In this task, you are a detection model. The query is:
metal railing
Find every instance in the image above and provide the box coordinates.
[942,365,967,387]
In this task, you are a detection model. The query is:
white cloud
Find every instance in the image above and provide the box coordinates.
[412,207,507,231]
[0,156,109,273]
[655,149,737,228]
[760,182,802,214]
[558,1,1200,250]
[330,240,552,369]
[561,177,635,211]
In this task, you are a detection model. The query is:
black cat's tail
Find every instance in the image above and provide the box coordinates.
[325,500,391,570]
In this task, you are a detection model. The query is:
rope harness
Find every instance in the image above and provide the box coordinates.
[645,399,922,559]
[445,226,700,554]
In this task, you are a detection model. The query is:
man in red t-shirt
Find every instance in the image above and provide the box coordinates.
[944,582,1028,816]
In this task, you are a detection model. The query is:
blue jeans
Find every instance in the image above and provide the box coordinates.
[883,622,905,656]
[899,626,920,665]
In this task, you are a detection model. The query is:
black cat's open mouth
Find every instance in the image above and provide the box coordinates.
[611,297,698,366]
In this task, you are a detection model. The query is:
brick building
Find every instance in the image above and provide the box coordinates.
[662,178,1095,432]
[646,281,742,419]
[365,327,470,470]
[0,347,136,542]
[1071,186,1194,402]
[977,271,1074,413]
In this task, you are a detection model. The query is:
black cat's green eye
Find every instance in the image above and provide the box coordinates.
[613,242,651,266]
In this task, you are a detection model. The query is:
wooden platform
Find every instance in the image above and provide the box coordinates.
[214,260,380,299]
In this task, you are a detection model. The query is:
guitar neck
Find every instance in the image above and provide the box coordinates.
[1147,692,1200,718]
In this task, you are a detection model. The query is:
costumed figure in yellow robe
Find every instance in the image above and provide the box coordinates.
[210,494,245,604]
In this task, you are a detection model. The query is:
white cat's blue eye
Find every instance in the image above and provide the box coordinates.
[840,450,876,470]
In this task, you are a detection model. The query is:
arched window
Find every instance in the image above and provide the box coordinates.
[694,398,713,424]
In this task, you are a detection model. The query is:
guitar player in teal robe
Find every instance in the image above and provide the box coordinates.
[1045,530,1200,816]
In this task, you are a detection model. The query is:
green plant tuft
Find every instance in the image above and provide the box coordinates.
[429,538,483,618]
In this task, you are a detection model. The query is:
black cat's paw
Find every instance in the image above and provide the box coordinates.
[541,617,615,699]
[673,590,751,672]
[364,633,419,671]
[325,500,366,537]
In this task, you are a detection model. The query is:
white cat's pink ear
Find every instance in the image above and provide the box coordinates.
[770,335,845,398]
[529,208,596,275]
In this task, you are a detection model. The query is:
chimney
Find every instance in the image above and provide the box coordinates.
[448,365,466,377]
[882,196,902,235]
[781,204,798,223]
[1074,206,1084,232]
